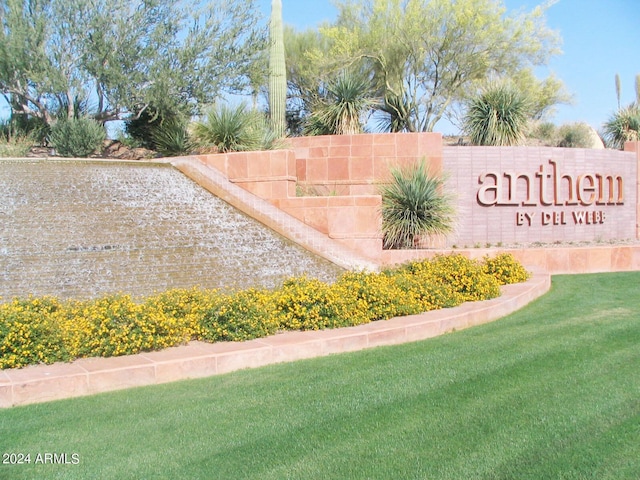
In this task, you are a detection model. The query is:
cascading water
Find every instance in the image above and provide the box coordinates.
[0,160,343,300]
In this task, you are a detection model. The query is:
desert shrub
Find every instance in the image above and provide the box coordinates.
[534,121,557,141]
[48,117,106,157]
[556,123,593,148]
[125,109,159,150]
[192,103,276,153]
[272,277,365,330]
[527,121,557,145]
[124,107,185,150]
[0,253,530,369]
[115,131,144,149]
[0,134,34,157]
[1,115,49,145]
[380,159,454,249]
[198,289,278,342]
[464,84,530,146]
[483,253,531,285]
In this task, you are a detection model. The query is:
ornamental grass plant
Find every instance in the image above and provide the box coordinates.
[0,253,529,369]
[602,103,640,149]
[151,119,196,157]
[306,71,376,136]
[464,83,530,146]
[380,160,455,249]
[192,103,277,153]
[0,135,33,157]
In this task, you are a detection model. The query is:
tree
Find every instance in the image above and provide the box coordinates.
[284,26,334,132]
[316,0,562,132]
[269,0,287,137]
[0,0,265,128]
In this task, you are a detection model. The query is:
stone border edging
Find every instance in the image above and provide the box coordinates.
[0,274,550,408]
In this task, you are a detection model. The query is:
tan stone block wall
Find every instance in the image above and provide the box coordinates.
[623,141,640,239]
[442,146,638,247]
[192,136,640,269]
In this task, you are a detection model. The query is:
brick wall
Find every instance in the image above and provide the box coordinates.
[442,146,638,247]
[192,136,640,267]
[290,132,443,195]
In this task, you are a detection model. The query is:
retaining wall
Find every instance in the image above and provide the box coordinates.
[192,135,640,271]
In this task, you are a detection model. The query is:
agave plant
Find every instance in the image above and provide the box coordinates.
[192,103,274,153]
[380,160,454,249]
[602,104,640,149]
[464,84,530,146]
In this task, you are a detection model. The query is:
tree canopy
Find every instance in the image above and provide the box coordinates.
[286,0,566,133]
[0,0,265,126]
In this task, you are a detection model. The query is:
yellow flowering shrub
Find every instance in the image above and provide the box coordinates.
[0,297,69,368]
[483,253,531,285]
[198,288,279,341]
[335,271,424,321]
[0,253,531,369]
[58,295,193,358]
[400,254,501,302]
[272,277,365,330]
[391,270,462,310]
[148,288,216,339]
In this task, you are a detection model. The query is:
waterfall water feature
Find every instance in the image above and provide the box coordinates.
[0,160,343,300]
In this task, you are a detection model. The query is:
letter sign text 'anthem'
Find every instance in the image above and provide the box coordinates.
[477,159,624,207]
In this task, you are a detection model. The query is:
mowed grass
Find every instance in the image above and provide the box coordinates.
[1,272,639,479]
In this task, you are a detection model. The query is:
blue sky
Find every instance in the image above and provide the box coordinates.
[259,0,640,135]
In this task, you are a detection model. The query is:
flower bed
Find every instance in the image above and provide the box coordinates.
[0,254,529,369]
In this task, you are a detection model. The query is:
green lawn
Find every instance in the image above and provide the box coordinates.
[1,272,639,479]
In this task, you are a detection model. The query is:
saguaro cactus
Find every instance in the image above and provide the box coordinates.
[269,0,286,137]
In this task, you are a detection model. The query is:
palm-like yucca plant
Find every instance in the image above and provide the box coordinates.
[464,84,530,146]
[151,120,195,157]
[380,160,454,250]
[602,104,640,149]
[192,103,272,153]
[376,90,413,133]
[307,72,376,135]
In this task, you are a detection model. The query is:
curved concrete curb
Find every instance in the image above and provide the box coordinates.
[0,274,550,408]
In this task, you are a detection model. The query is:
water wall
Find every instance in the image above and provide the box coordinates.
[0,160,343,300]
